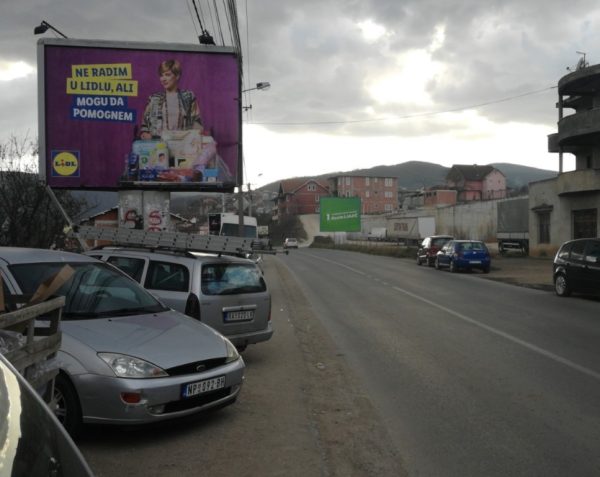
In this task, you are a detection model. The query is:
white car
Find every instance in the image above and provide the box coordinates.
[283,238,298,249]
[86,247,273,351]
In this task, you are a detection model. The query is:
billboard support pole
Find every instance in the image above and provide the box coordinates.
[45,185,88,251]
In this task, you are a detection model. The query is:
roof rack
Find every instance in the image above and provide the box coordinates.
[71,226,275,257]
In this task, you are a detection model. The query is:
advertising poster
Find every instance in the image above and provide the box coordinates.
[320,197,362,232]
[38,39,240,191]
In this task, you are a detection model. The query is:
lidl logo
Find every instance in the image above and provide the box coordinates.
[51,150,80,177]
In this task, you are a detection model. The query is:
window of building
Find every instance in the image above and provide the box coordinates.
[345,177,351,186]
[573,209,597,239]
[365,191,370,198]
[315,206,320,213]
[365,177,370,186]
[374,178,378,183]
[384,204,393,212]
[307,183,316,191]
[384,178,393,187]
[315,195,320,202]
[537,211,551,244]
[384,191,393,198]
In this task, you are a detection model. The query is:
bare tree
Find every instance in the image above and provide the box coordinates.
[0,136,88,249]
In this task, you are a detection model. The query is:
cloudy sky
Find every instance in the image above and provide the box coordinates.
[1,0,598,187]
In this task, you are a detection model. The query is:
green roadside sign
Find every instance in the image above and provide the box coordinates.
[320,197,361,232]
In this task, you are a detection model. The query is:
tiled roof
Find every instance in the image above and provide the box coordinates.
[446,165,502,182]
[278,178,329,195]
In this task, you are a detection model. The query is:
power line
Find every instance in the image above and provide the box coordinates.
[186,0,201,37]
[248,85,558,126]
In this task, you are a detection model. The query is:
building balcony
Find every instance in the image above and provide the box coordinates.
[556,168,600,196]
[554,109,600,147]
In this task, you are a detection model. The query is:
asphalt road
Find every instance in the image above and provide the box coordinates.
[280,248,600,477]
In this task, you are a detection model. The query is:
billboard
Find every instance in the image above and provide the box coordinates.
[38,38,240,191]
[320,197,361,232]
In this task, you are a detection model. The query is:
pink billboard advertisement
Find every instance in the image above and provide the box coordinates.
[38,39,240,191]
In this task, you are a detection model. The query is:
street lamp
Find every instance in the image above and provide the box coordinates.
[242,82,271,93]
[33,21,68,38]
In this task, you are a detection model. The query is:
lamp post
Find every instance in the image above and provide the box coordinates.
[33,21,68,38]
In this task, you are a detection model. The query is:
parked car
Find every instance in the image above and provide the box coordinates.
[283,238,299,249]
[434,240,491,273]
[553,238,600,297]
[0,353,94,476]
[0,248,245,436]
[86,247,273,351]
[416,235,454,266]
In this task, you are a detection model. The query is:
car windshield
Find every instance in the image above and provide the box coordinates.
[432,237,450,247]
[9,261,166,320]
[458,242,487,251]
[201,263,266,296]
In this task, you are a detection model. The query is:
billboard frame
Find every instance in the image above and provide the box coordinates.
[37,38,242,193]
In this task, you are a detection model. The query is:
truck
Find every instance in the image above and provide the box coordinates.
[367,227,387,241]
[497,197,529,254]
[385,216,435,245]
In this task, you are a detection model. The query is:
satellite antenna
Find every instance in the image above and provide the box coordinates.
[575,51,588,70]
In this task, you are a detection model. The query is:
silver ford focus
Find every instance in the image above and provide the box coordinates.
[0,248,245,437]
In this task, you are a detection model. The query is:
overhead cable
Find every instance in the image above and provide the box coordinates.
[248,86,558,126]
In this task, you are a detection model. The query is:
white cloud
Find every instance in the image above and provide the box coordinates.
[357,19,387,42]
[0,61,35,81]
[366,25,446,106]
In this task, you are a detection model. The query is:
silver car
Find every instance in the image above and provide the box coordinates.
[86,248,273,351]
[0,248,245,436]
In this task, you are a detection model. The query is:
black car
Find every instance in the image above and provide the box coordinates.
[553,238,600,297]
[417,235,454,266]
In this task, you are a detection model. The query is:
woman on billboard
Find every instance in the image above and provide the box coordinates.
[139,59,202,139]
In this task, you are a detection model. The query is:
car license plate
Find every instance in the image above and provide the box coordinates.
[182,376,226,398]
[470,260,481,264]
[224,310,254,322]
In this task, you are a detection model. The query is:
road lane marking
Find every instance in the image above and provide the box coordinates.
[300,252,600,382]
[390,285,600,382]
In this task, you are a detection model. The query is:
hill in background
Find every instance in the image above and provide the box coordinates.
[258,161,556,192]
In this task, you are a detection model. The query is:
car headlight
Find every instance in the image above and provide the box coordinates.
[98,353,168,378]
[224,338,240,363]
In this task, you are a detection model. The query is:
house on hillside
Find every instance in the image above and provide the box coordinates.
[445,165,507,202]
[275,179,330,218]
[328,175,399,214]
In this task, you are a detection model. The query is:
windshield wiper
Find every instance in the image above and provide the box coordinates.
[218,286,261,295]
[64,305,167,319]
[95,305,167,317]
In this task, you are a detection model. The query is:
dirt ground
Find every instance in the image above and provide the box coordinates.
[482,254,554,291]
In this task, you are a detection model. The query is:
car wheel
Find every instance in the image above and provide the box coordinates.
[434,257,441,270]
[53,374,82,437]
[449,260,457,273]
[554,273,571,297]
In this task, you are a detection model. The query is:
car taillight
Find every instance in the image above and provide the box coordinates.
[268,299,272,322]
[184,293,201,320]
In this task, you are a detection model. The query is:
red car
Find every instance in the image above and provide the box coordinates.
[416,235,454,266]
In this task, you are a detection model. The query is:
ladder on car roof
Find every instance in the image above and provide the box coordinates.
[71,225,270,256]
